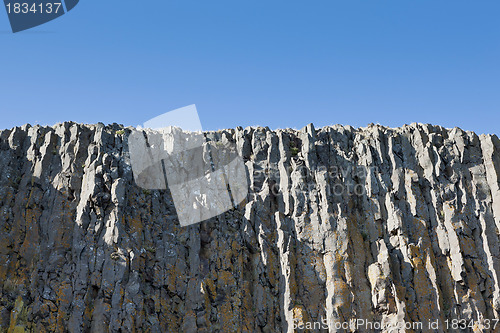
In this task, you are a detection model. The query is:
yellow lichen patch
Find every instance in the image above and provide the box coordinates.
[219,301,238,332]
[21,208,40,254]
[83,305,94,326]
[7,296,24,333]
[292,305,309,328]
[411,250,439,321]
[289,253,299,296]
[231,240,240,253]
[411,257,424,268]
[240,280,255,332]
[218,242,239,270]
[12,326,27,333]
[463,258,481,301]
[332,279,350,308]
[333,251,345,271]
[217,270,236,287]
[127,215,143,235]
[202,278,216,299]
[165,263,185,295]
[411,217,428,241]
[459,235,478,258]
[55,311,70,333]
[266,250,279,288]
[45,311,59,332]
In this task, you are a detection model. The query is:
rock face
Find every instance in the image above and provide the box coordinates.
[0,122,499,333]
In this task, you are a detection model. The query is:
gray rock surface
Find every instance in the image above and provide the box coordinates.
[0,122,499,332]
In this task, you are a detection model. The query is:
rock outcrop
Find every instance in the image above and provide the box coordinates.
[0,122,499,332]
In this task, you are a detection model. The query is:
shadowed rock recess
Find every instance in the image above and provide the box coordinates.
[0,122,499,333]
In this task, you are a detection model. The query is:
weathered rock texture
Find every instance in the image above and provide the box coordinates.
[0,122,499,333]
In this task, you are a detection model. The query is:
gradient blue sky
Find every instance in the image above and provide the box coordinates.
[1,0,499,134]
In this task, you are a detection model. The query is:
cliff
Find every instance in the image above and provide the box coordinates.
[0,122,499,332]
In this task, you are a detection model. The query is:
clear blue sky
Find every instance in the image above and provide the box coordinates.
[1,0,499,134]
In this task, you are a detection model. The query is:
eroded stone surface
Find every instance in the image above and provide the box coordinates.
[0,122,499,332]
